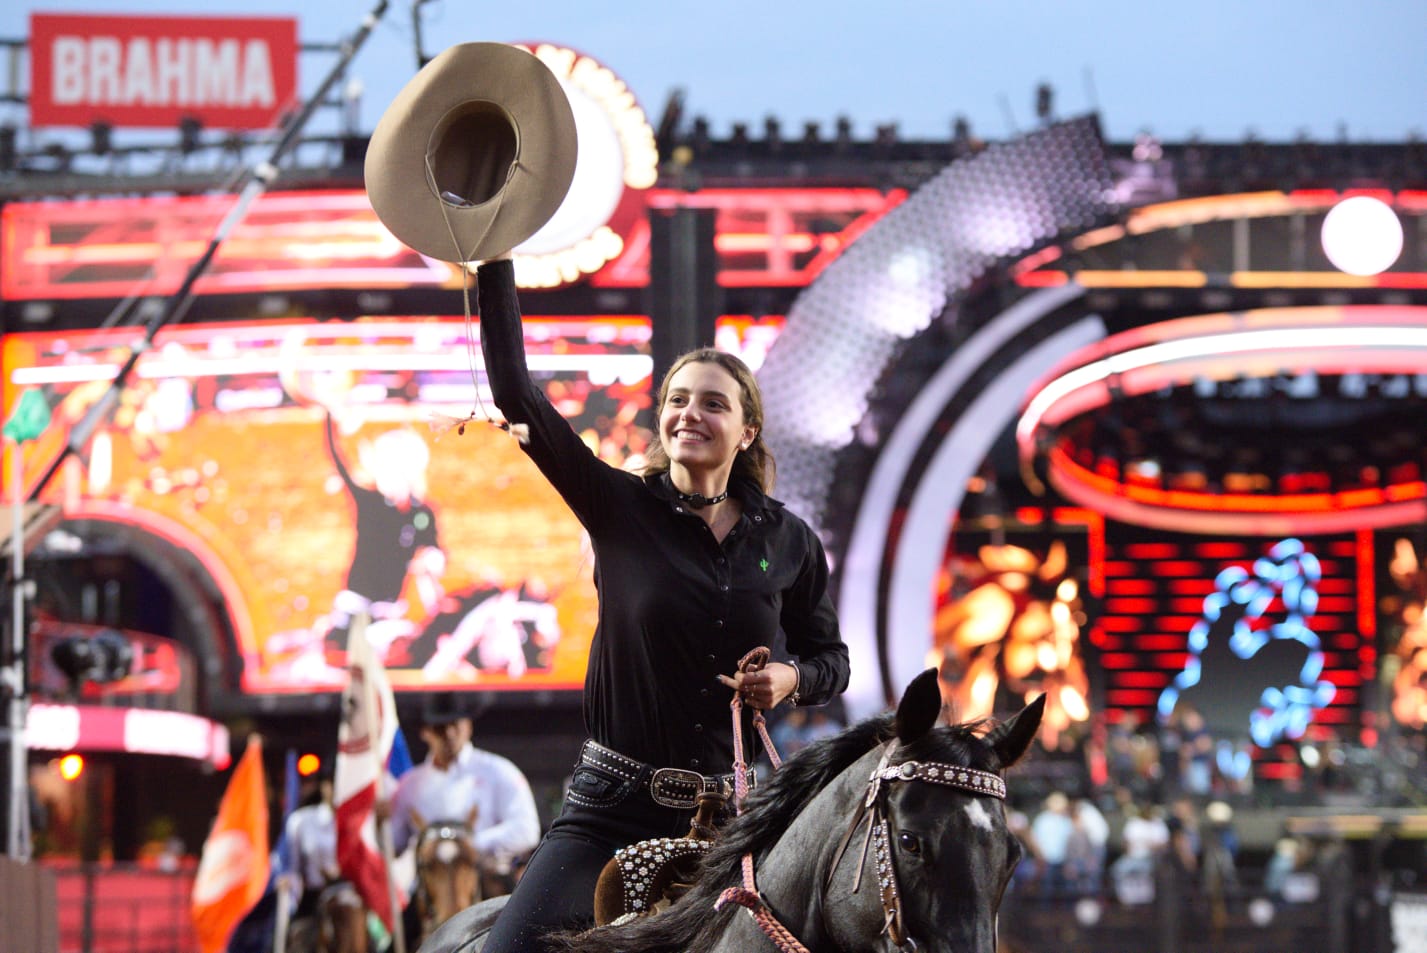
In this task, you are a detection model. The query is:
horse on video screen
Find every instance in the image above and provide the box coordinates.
[418,669,1045,953]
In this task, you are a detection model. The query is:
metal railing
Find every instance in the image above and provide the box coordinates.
[996,852,1421,953]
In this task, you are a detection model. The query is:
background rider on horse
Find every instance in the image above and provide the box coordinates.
[384,694,542,941]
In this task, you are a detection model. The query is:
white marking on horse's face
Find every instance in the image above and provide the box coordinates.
[963,799,995,832]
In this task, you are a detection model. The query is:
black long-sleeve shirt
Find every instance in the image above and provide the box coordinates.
[477,259,850,774]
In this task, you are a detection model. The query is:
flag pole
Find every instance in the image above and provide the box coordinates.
[272,876,291,953]
[379,814,407,953]
[4,440,29,860]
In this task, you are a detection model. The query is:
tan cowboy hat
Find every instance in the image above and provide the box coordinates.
[365,42,578,263]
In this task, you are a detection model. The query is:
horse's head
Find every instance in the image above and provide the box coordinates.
[415,819,482,939]
[316,881,371,953]
[543,670,1045,953]
[824,669,1044,953]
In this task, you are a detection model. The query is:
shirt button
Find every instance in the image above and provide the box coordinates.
[707,653,716,662]
[720,584,729,592]
[690,759,701,769]
[700,688,710,697]
[694,724,703,732]
[714,619,724,628]
[717,556,726,565]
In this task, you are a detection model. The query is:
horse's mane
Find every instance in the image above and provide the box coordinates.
[548,710,999,953]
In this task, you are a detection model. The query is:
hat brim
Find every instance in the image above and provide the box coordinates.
[365,43,578,263]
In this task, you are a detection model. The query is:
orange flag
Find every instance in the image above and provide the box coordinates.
[191,735,271,953]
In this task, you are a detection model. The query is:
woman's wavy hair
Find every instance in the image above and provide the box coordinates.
[641,348,776,493]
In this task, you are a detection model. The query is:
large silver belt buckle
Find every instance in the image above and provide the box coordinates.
[649,767,707,808]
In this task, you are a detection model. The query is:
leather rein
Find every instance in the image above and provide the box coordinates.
[714,650,1008,952]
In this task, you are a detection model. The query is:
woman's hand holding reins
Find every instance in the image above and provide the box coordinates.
[718,662,799,710]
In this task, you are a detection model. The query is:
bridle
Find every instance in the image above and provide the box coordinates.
[828,741,1006,949]
[715,670,1007,952]
[415,819,480,929]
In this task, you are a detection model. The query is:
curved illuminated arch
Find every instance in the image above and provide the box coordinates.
[836,284,1095,714]
[759,116,1115,532]
[66,503,250,685]
[857,299,1106,715]
[754,117,1117,716]
[1017,305,1427,536]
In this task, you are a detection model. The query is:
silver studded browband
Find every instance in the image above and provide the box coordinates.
[870,760,1007,799]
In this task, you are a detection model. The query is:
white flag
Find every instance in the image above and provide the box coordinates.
[333,613,399,928]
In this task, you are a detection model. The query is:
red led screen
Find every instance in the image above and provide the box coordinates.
[1094,528,1371,741]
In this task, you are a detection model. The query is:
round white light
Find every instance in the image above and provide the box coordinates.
[1074,897,1103,926]
[1247,897,1275,927]
[1320,196,1403,276]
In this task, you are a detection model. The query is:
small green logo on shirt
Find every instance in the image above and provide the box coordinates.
[760,558,769,572]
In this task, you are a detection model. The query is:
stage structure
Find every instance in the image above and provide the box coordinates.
[2,32,1427,887]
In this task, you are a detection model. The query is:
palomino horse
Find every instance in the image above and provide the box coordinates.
[413,811,482,942]
[412,808,528,944]
[281,880,370,953]
[419,669,1045,953]
[313,881,370,953]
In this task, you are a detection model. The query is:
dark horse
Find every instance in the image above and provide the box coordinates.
[419,669,1044,953]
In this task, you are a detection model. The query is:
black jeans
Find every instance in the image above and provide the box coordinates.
[480,754,698,952]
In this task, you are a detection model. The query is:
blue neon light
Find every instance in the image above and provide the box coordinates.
[1157,538,1336,747]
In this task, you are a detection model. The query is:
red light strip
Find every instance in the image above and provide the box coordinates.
[2,186,911,299]
[26,703,230,767]
[1050,445,1427,513]
[1356,529,1377,649]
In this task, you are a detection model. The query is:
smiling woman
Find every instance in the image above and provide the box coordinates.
[470,255,850,952]
[648,352,762,513]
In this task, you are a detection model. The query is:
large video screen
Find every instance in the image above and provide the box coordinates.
[934,511,1376,789]
[5,317,654,694]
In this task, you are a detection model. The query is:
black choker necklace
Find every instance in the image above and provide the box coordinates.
[675,488,729,508]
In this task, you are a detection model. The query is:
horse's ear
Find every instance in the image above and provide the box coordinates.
[984,693,1046,769]
[894,668,943,743]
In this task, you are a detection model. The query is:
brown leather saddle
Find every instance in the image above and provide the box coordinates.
[592,790,729,925]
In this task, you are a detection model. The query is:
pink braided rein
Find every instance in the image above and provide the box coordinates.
[718,647,808,952]
[729,647,784,812]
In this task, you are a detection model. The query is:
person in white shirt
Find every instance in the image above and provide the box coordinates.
[1111,800,1171,887]
[388,696,541,866]
[1026,791,1076,891]
[283,777,338,913]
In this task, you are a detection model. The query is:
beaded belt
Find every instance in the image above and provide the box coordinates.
[579,739,753,810]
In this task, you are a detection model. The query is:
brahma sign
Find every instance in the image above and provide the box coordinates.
[28,13,298,129]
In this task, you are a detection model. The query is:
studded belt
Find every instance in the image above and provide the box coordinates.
[579,739,753,810]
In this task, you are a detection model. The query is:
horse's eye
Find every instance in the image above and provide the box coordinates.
[897,831,921,854]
